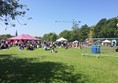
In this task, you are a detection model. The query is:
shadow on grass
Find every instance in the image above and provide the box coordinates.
[0,54,87,83]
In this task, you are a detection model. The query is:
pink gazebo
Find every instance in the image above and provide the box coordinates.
[7,34,39,43]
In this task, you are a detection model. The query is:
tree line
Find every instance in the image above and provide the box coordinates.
[1,16,118,42]
[0,34,13,40]
[42,17,118,42]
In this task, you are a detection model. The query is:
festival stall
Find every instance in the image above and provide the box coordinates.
[56,37,67,42]
[7,34,39,43]
[102,39,111,46]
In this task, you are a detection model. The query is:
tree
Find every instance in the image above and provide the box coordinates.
[88,27,94,42]
[59,30,71,41]
[42,34,49,41]
[70,29,80,41]
[94,18,106,38]
[42,33,58,42]
[48,32,58,42]
[0,0,30,28]
[98,17,118,38]
[0,34,13,40]
[79,24,89,41]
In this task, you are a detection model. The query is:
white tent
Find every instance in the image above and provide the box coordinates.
[102,39,111,43]
[102,39,111,46]
[56,37,67,42]
[73,40,78,43]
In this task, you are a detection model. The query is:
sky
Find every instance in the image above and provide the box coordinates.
[0,0,118,37]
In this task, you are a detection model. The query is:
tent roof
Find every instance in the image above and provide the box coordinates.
[102,39,111,43]
[56,37,67,42]
[8,34,39,40]
[73,40,78,43]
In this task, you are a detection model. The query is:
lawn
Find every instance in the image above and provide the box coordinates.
[0,46,118,83]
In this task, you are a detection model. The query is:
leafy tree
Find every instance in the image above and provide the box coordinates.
[0,34,13,40]
[48,32,58,42]
[38,36,42,40]
[0,0,30,28]
[88,27,94,42]
[94,18,106,38]
[79,24,89,41]
[59,30,71,41]
[70,29,80,41]
[99,17,118,38]
[42,34,49,41]
[42,33,58,42]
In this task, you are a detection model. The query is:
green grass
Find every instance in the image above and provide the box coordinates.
[0,46,118,83]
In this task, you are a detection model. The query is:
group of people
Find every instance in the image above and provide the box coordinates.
[0,40,9,49]
[0,39,84,53]
[42,41,83,53]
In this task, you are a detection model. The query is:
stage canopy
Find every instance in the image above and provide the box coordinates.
[56,37,67,42]
[8,34,39,42]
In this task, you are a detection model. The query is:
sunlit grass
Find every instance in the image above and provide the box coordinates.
[0,46,118,83]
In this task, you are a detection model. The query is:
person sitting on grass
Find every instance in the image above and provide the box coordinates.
[50,43,57,53]
[18,43,24,50]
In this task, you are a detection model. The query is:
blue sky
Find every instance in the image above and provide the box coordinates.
[1,0,118,37]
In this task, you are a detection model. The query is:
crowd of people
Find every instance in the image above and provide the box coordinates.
[0,40,9,49]
[0,39,84,53]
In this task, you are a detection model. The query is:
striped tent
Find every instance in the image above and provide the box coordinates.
[7,34,39,42]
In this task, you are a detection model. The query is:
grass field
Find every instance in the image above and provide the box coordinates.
[0,46,118,83]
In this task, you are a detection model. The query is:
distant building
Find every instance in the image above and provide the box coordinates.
[15,30,18,36]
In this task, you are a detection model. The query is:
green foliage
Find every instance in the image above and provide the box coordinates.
[0,34,13,39]
[0,0,29,26]
[94,17,118,38]
[42,34,49,41]
[42,32,58,42]
[94,18,106,38]
[70,29,80,41]
[88,27,94,38]
[59,30,72,41]
[48,32,58,42]
[42,17,118,42]
[79,24,89,41]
